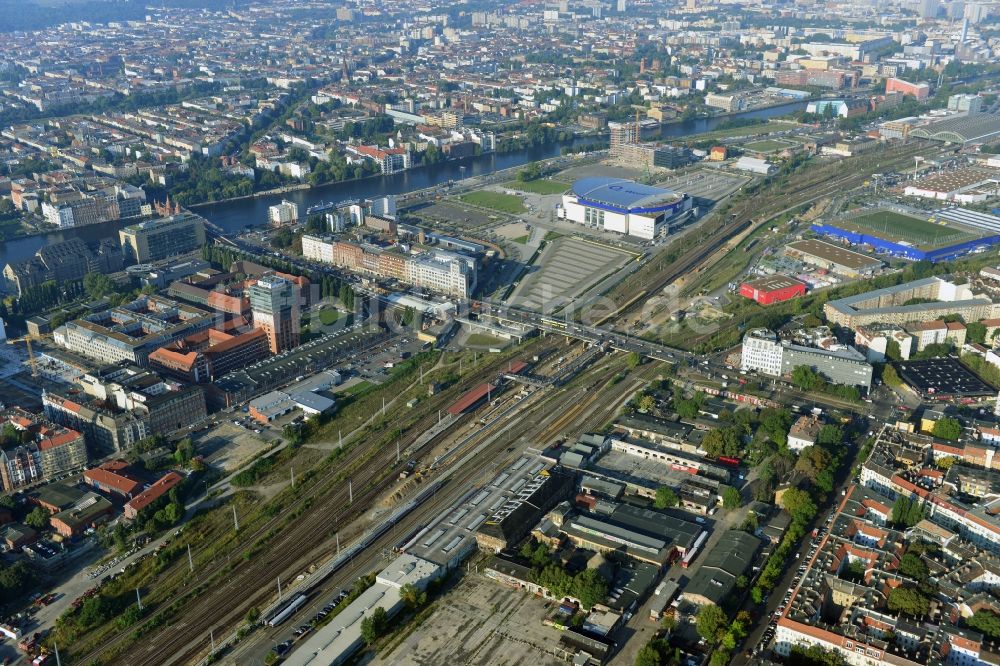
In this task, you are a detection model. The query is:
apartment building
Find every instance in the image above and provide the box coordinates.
[0,409,87,492]
[824,277,997,329]
[303,236,475,298]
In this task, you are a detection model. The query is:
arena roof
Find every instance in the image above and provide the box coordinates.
[571,177,683,213]
[909,113,1000,145]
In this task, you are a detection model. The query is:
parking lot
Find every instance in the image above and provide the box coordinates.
[371,574,565,666]
[416,201,497,228]
[508,236,633,310]
[655,169,749,204]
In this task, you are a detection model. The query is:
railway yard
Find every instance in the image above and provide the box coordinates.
[4,128,989,666]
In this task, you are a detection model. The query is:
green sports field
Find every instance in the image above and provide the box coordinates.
[836,209,979,250]
[503,179,569,195]
[743,139,793,154]
[458,191,527,214]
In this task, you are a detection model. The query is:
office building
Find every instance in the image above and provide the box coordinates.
[949,93,983,113]
[43,366,206,456]
[740,329,873,389]
[4,238,123,296]
[250,274,300,354]
[54,295,214,366]
[119,212,207,263]
[885,78,931,100]
[148,327,270,383]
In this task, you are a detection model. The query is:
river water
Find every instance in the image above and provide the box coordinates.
[0,101,805,267]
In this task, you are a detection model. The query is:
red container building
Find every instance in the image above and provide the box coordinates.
[739,275,806,305]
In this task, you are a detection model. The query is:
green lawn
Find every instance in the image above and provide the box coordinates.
[686,120,799,143]
[342,380,375,395]
[838,210,976,249]
[544,230,564,242]
[459,191,527,214]
[512,235,529,244]
[465,333,506,347]
[504,179,569,195]
[318,308,340,326]
[743,139,792,153]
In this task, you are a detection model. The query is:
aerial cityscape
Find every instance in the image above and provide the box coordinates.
[4,0,1000,665]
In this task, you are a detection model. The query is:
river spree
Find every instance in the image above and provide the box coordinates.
[0,101,805,267]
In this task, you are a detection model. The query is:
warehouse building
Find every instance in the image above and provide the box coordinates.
[681,530,761,606]
[909,113,1000,146]
[559,501,703,567]
[475,465,575,553]
[784,239,883,278]
[739,275,807,305]
[284,554,442,666]
[559,177,691,240]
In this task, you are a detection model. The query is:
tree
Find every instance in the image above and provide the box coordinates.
[24,506,49,529]
[891,496,924,528]
[932,417,962,441]
[781,487,817,525]
[886,587,930,617]
[968,610,1000,640]
[722,486,742,510]
[654,487,679,509]
[638,394,656,413]
[360,606,389,645]
[898,553,928,581]
[626,351,641,369]
[791,365,822,391]
[696,604,727,644]
[635,645,661,666]
[571,568,609,609]
[173,437,195,465]
[83,272,116,300]
[790,644,847,666]
[400,582,427,610]
[883,364,902,387]
[702,427,742,458]
[0,494,14,510]
[967,321,987,345]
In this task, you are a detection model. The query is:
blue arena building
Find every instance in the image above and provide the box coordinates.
[559,177,691,240]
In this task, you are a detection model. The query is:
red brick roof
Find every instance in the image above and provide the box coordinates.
[125,472,183,516]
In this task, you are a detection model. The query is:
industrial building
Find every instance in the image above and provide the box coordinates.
[558,177,691,240]
[559,501,703,567]
[893,357,996,400]
[784,239,883,278]
[739,275,807,305]
[284,554,442,666]
[740,329,873,389]
[909,113,1000,146]
[680,530,761,606]
[474,464,575,553]
[408,451,558,569]
[248,370,339,423]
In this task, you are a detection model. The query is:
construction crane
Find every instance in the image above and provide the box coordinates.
[7,336,37,377]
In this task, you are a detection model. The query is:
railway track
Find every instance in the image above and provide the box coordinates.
[604,141,942,324]
[71,343,561,666]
